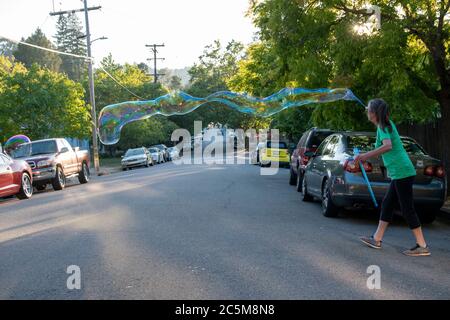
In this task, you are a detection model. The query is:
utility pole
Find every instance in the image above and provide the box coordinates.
[50,1,101,175]
[145,44,165,83]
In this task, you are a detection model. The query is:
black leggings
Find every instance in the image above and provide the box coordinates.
[380,176,421,229]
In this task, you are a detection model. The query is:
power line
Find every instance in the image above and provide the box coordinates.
[97,65,146,100]
[145,43,165,83]
[0,35,92,60]
[0,35,146,100]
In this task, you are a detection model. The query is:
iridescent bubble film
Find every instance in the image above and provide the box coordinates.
[4,134,31,150]
[98,88,364,145]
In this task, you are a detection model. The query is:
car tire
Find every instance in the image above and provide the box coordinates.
[301,175,313,202]
[416,206,437,224]
[52,166,66,191]
[296,169,303,192]
[16,172,33,200]
[321,179,340,217]
[122,167,127,171]
[289,166,297,185]
[78,162,90,184]
[35,184,47,191]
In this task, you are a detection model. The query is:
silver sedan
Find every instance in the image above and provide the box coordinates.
[301,132,447,223]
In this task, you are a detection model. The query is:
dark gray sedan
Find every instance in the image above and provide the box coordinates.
[301,132,447,223]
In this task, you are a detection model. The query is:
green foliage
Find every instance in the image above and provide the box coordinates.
[13,28,62,72]
[0,57,90,142]
[239,0,448,138]
[54,13,87,81]
[117,116,179,150]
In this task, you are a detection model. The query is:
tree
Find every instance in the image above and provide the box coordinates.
[137,62,149,74]
[13,28,62,72]
[168,75,183,90]
[0,39,16,57]
[54,13,87,81]
[247,0,450,175]
[0,57,90,142]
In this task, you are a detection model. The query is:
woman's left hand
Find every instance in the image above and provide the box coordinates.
[354,153,368,163]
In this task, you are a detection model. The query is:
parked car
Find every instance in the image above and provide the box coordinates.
[0,153,33,200]
[289,128,336,191]
[301,132,447,223]
[251,140,290,167]
[153,144,169,161]
[10,138,90,191]
[148,147,164,164]
[121,147,153,170]
[167,147,179,161]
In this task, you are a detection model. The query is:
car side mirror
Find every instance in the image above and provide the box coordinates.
[60,147,69,153]
[304,151,316,158]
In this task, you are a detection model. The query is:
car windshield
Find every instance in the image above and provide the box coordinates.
[266,141,287,149]
[125,149,144,156]
[308,132,333,148]
[168,147,176,152]
[149,148,158,153]
[11,141,58,158]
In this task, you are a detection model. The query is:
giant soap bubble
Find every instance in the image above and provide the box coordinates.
[98,88,365,145]
[4,134,31,151]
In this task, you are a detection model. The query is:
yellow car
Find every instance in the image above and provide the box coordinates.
[259,141,290,167]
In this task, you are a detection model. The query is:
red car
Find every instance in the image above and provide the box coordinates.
[0,153,33,200]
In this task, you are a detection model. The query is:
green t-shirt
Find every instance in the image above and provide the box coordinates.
[375,120,416,180]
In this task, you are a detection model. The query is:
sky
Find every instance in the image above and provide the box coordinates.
[0,0,258,69]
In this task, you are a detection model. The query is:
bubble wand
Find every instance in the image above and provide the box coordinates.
[353,147,378,208]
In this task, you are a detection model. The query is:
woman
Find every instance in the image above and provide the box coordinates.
[356,98,430,257]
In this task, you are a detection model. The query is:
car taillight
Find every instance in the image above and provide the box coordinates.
[436,166,446,178]
[425,165,446,178]
[344,160,373,173]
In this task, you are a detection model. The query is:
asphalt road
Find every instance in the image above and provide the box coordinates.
[1,158,450,299]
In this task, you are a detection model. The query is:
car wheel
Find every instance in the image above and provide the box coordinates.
[321,179,340,217]
[289,165,297,185]
[122,167,127,171]
[416,206,437,224]
[17,172,33,200]
[301,175,313,202]
[52,166,66,191]
[296,169,303,192]
[78,162,90,184]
